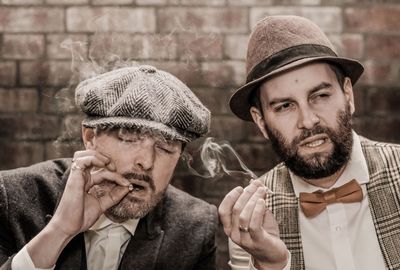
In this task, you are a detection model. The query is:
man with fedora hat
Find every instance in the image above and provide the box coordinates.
[219,15,400,269]
[0,65,217,270]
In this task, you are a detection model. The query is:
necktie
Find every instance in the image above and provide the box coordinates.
[87,224,130,270]
[299,179,363,218]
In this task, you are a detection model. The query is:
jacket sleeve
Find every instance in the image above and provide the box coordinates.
[194,204,218,270]
[0,173,15,270]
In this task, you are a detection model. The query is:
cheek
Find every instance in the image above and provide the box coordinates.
[266,116,298,142]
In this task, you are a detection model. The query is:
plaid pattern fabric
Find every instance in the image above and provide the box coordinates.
[260,137,400,269]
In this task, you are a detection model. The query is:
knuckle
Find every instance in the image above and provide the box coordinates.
[238,214,247,224]
[232,205,242,215]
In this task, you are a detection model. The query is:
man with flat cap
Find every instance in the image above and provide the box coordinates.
[219,15,400,270]
[0,65,217,270]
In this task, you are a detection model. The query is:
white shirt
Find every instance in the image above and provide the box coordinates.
[229,132,386,270]
[11,215,139,270]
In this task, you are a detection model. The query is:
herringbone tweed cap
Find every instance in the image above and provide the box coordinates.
[75,65,210,142]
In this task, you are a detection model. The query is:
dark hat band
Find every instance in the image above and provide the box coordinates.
[246,44,337,83]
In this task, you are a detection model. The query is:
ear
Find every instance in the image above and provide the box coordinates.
[343,77,355,115]
[82,126,96,150]
[250,106,269,140]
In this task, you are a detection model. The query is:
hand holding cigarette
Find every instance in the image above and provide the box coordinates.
[218,180,289,270]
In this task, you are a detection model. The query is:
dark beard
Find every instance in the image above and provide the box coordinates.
[265,105,353,179]
[105,172,162,220]
[106,191,164,220]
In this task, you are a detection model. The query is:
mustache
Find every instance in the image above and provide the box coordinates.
[294,125,329,144]
[122,172,155,191]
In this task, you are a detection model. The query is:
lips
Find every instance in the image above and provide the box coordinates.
[128,179,149,192]
[299,134,329,148]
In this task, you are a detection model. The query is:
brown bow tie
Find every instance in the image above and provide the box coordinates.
[299,179,363,218]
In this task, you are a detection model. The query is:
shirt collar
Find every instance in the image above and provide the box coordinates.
[89,214,140,235]
[290,131,369,197]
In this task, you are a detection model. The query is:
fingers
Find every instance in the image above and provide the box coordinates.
[219,186,243,235]
[97,185,129,212]
[72,150,116,172]
[248,198,267,238]
[88,170,130,191]
[239,188,266,234]
[218,180,265,236]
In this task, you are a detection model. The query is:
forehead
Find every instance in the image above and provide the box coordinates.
[98,126,180,143]
[259,62,338,101]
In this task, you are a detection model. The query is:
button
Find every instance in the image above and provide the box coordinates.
[335,226,342,232]
[139,65,157,73]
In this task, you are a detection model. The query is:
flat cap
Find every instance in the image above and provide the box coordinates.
[75,65,210,142]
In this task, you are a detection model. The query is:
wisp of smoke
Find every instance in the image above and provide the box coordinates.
[183,137,257,181]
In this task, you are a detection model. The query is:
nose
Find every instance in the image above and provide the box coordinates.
[132,139,155,171]
[297,104,320,130]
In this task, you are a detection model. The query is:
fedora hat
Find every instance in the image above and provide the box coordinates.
[229,15,364,121]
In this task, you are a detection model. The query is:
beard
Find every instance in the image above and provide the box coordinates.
[106,190,165,220]
[104,172,166,220]
[265,104,353,179]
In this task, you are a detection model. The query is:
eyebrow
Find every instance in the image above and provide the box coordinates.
[268,82,333,107]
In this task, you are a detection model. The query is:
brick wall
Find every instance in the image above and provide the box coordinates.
[1,1,399,269]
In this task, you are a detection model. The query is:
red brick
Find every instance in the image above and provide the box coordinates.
[2,0,43,4]
[0,62,17,86]
[345,6,400,32]
[361,61,398,86]
[147,61,203,86]
[224,34,248,60]
[0,115,59,140]
[352,86,367,117]
[2,34,45,59]
[40,87,78,113]
[228,0,273,5]
[201,60,246,87]
[0,7,64,32]
[47,34,88,60]
[158,7,248,34]
[328,34,364,60]
[136,0,178,5]
[354,117,400,143]
[234,142,280,171]
[46,0,88,4]
[20,60,72,86]
[89,34,177,60]
[366,35,400,60]
[192,88,231,115]
[92,0,132,4]
[66,7,156,33]
[177,34,223,61]
[59,114,85,140]
[209,116,246,142]
[45,140,83,160]
[250,7,342,33]
[180,0,225,6]
[0,141,44,170]
[0,88,38,112]
[366,87,400,116]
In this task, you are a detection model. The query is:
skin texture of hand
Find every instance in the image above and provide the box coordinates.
[219,180,289,270]
[26,150,131,268]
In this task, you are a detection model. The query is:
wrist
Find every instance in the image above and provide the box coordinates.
[253,250,289,270]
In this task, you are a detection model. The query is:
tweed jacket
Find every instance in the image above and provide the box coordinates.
[0,159,217,270]
[257,137,400,270]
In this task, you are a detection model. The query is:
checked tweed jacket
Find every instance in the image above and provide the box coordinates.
[262,137,400,270]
